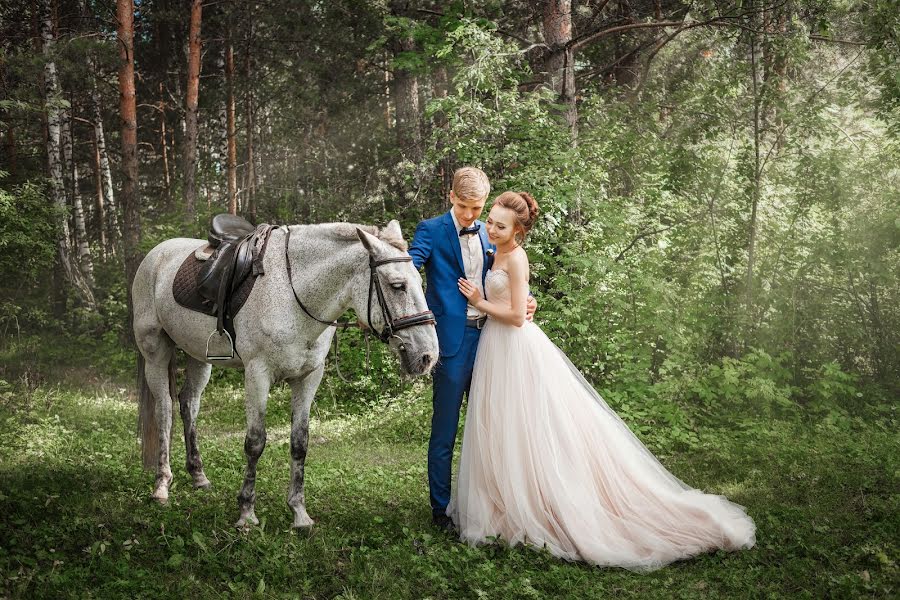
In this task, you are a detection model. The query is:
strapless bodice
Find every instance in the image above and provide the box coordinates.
[485,269,511,305]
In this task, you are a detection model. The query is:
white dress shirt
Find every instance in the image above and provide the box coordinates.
[450,210,485,319]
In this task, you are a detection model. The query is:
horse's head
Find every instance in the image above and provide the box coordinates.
[354,221,439,376]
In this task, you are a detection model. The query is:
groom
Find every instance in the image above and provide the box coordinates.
[408,167,535,531]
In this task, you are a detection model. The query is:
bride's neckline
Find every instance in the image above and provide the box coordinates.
[488,268,509,277]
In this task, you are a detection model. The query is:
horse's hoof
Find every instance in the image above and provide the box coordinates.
[152,474,173,503]
[235,512,259,529]
[292,515,315,533]
[192,476,211,490]
[292,523,314,537]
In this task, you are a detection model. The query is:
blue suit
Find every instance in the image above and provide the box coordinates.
[408,211,494,517]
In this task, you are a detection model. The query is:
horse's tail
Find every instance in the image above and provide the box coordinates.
[137,352,177,470]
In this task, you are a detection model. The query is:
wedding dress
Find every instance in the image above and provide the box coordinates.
[448,269,756,571]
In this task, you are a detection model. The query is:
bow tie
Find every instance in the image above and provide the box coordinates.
[459,225,480,237]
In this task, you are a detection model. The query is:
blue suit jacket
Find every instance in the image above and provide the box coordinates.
[408,211,495,357]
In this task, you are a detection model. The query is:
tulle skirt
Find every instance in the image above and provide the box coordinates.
[448,319,756,571]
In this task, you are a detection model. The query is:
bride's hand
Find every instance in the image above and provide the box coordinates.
[526,295,537,321]
[457,278,483,304]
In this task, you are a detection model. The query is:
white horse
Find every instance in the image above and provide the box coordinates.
[132,220,439,529]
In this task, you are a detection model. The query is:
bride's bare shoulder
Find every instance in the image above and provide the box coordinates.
[508,248,530,277]
[511,247,529,266]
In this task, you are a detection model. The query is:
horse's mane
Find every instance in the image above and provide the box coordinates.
[325,222,408,252]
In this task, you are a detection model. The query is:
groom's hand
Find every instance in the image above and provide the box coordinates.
[526,295,537,321]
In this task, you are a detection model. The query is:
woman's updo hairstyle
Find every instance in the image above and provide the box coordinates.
[494,191,540,243]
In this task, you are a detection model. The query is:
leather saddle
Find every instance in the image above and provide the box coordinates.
[207,213,256,247]
[196,214,276,343]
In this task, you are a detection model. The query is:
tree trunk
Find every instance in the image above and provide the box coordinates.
[91,133,107,258]
[225,23,238,215]
[383,61,392,130]
[216,43,228,197]
[117,0,141,342]
[159,83,172,206]
[71,147,94,285]
[762,3,789,150]
[0,9,15,176]
[90,57,119,256]
[62,108,95,285]
[866,278,889,382]
[543,0,577,136]
[244,7,257,221]
[60,106,76,246]
[433,66,452,213]
[610,1,639,90]
[41,0,96,309]
[183,0,203,224]
[245,93,256,221]
[390,29,421,161]
[4,124,15,180]
[744,17,762,334]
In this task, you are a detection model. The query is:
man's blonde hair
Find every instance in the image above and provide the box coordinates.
[452,167,490,202]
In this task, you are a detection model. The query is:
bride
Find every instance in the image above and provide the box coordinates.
[451,191,756,571]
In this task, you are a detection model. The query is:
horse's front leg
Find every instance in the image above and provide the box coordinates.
[178,356,212,489]
[286,364,324,531]
[235,362,272,528]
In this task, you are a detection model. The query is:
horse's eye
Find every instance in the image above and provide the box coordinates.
[390,282,406,291]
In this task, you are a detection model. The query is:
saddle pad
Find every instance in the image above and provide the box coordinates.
[172,234,272,319]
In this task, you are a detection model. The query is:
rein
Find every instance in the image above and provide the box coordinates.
[284,226,358,331]
[282,226,436,350]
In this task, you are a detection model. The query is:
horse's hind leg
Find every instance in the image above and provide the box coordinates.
[136,327,177,503]
[179,356,212,489]
[286,365,324,531]
[235,362,272,528]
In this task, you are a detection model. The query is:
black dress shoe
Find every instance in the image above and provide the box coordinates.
[431,513,457,533]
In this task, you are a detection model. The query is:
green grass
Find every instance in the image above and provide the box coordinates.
[0,375,896,599]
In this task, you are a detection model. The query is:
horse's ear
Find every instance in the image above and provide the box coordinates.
[383,220,402,241]
[378,220,408,251]
[356,228,381,255]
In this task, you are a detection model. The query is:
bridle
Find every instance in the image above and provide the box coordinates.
[363,254,437,342]
[283,226,436,348]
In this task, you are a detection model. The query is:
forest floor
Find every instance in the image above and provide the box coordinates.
[0,367,896,599]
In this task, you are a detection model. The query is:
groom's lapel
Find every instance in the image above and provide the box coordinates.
[478,223,492,277]
[442,212,465,274]
[478,222,491,298]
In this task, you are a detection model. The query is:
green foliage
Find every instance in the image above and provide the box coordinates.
[863,0,900,135]
[685,349,796,413]
[324,327,406,407]
[3,0,898,412]
[0,179,58,283]
[414,20,899,414]
[807,361,861,407]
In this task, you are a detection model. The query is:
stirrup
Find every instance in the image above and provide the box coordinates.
[206,330,234,360]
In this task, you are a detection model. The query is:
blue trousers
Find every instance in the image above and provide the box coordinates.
[428,326,482,517]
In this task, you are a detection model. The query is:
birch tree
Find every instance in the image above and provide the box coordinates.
[40,0,95,309]
[61,107,94,285]
[89,57,119,256]
[225,20,238,215]
[183,0,203,223]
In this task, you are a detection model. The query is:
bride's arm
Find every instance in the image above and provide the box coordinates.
[457,252,529,327]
